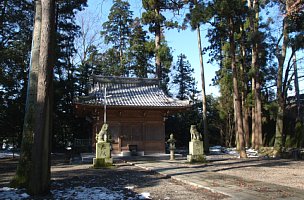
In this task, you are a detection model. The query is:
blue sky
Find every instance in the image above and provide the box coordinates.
[78,1,304,98]
[79,0,220,96]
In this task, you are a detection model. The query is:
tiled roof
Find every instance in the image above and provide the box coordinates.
[75,75,190,109]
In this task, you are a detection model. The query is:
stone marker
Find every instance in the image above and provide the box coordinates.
[167,134,176,160]
[187,125,206,162]
[93,124,113,168]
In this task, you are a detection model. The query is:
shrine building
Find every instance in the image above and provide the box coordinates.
[74,75,190,155]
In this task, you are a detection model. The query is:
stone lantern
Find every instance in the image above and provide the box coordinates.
[167,134,176,160]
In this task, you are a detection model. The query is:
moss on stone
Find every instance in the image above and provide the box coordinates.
[187,154,207,163]
[93,158,113,168]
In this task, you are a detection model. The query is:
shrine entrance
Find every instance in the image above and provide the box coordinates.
[74,75,190,155]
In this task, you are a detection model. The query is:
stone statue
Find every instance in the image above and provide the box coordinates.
[190,125,202,141]
[94,123,113,168]
[96,123,109,142]
[187,125,205,163]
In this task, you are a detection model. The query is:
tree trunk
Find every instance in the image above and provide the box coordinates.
[248,0,262,150]
[234,92,240,150]
[29,0,55,195]
[253,0,263,150]
[243,106,250,147]
[240,25,250,147]
[155,7,161,79]
[251,78,256,147]
[274,2,289,156]
[253,43,263,150]
[255,71,263,149]
[293,52,300,119]
[229,18,247,158]
[196,24,209,153]
[119,25,124,75]
[11,0,41,188]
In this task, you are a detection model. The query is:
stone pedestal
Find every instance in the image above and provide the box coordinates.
[187,141,206,163]
[170,149,175,160]
[93,142,113,168]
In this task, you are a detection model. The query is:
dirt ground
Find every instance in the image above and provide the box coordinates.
[0,155,226,199]
[1,155,303,199]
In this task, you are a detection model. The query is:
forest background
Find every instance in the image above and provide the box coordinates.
[1,0,304,156]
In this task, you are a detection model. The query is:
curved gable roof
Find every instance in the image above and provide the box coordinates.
[75,75,190,109]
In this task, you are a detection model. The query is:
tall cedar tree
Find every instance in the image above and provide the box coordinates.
[129,17,154,78]
[206,0,248,157]
[11,0,87,191]
[11,0,40,189]
[184,0,211,152]
[273,0,290,155]
[273,0,304,154]
[248,0,263,150]
[142,0,182,80]
[101,0,133,76]
[28,0,55,195]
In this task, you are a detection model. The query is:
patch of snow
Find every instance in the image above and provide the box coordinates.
[20,193,30,198]
[0,152,19,159]
[0,187,13,191]
[209,146,260,158]
[1,186,139,200]
[0,187,29,199]
[137,192,151,199]
[209,146,223,154]
[52,186,126,200]
[246,148,259,158]
[125,186,135,190]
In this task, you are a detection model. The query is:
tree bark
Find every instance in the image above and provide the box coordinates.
[248,0,262,150]
[229,18,247,158]
[293,52,300,119]
[12,0,41,188]
[274,1,289,156]
[253,0,263,150]
[196,24,209,153]
[29,0,55,195]
[255,72,263,149]
[251,78,256,147]
[240,25,250,147]
[155,6,161,79]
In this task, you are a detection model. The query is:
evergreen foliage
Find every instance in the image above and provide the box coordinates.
[1,2,304,185]
[100,0,133,76]
[172,54,198,100]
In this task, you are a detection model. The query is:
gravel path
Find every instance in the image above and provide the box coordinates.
[203,156,304,190]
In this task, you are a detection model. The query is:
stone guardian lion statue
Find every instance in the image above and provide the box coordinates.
[190,125,202,141]
[96,124,109,142]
